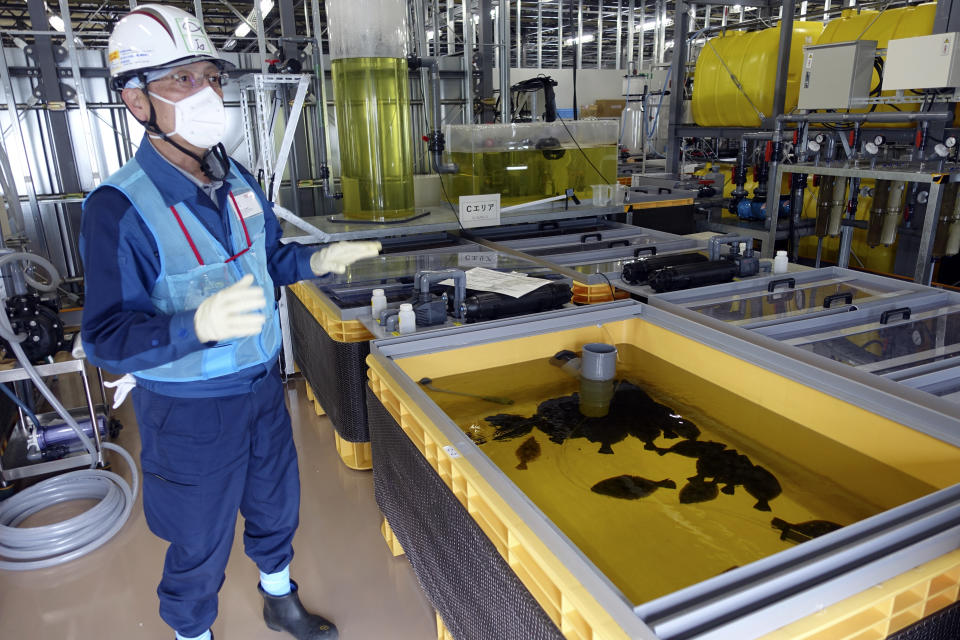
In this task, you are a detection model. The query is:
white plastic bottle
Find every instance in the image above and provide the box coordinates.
[773,250,789,274]
[398,303,416,335]
[371,288,387,322]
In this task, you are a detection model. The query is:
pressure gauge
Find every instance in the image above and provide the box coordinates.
[864,141,879,155]
[815,133,826,144]
[935,143,950,158]
[873,134,886,146]
[917,190,929,204]
[807,140,821,153]
[946,136,957,149]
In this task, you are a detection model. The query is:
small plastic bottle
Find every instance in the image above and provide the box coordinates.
[371,288,387,322]
[398,303,416,335]
[773,250,789,274]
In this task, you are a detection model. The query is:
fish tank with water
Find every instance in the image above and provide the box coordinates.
[367,302,960,638]
[441,121,618,208]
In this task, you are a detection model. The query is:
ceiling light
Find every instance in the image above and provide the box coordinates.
[233,0,275,38]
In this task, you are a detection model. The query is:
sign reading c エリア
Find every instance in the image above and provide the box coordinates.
[458,194,501,228]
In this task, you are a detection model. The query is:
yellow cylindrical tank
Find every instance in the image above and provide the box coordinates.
[692,22,824,127]
[326,0,415,221]
[816,4,938,125]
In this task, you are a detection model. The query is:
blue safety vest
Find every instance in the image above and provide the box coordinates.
[91,159,281,382]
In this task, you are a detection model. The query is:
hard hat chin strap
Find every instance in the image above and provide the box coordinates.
[132,73,229,182]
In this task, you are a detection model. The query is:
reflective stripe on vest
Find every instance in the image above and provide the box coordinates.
[90,158,281,382]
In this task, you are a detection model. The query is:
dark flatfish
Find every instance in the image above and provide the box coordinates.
[577,415,629,454]
[668,418,701,441]
[679,478,719,504]
[695,449,752,495]
[591,475,677,500]
[535,393,630,454]
[613,383,688,440]
[533,394,582,445]
[656,439,726,458]
[629,420,664,450]
[771,518,843,543]
[486,413,540,441]
[743,465,782,511]
[515,436,541,470]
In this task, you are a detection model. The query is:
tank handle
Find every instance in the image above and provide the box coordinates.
[823,292,854,309]
[634,246,657,257]
[580,233,602,243]
[767,277,796,292]
[880,307,912,325]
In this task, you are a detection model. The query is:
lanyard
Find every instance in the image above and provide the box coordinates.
[168,190,253,266]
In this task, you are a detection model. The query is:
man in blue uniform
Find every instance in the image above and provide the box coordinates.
[80,6,379,640]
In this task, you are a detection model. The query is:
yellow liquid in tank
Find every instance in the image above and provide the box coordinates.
[331,57,415,220]
[443,145,616,208]
[419,345,937,604]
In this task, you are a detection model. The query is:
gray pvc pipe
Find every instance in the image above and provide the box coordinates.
[417,56,458,174]
[580,343,618,381]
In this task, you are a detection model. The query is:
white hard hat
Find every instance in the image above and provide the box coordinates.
[108,3,234,90]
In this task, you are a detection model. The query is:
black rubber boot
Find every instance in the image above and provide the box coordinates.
[259,580,338,639]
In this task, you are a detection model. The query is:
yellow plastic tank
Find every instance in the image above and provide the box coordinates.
[692,22,824,127]
[815,4,938,125]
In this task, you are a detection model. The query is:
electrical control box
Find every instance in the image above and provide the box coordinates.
[883,32,960,91]
[798,40,876,110]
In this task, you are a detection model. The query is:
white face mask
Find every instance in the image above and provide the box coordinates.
[151,86,226,149]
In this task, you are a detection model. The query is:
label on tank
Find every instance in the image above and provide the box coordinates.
[459,252,499,268]
[459,194,501,228]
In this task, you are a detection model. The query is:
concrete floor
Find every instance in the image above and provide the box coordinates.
[0,375,437,640]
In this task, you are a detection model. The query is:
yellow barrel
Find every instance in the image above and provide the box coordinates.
[815,4,938,125]
[692,22,824,127]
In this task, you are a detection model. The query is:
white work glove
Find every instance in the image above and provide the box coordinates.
[104,374,137,409]
[193,274,267,342]
[310,241,382,275]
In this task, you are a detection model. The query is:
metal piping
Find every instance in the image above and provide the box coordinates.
[499,0,511,123]
[763,111,954,261]
[776,112,953,126]
[309,0,331,197]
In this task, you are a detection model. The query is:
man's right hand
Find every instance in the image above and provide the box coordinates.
[194,274,266,342]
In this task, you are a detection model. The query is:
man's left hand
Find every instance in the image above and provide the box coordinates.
[310,241,382,275]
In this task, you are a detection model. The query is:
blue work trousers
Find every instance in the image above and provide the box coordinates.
[133,369,300,636]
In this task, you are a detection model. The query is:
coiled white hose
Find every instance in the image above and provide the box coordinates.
[0,251,139,570]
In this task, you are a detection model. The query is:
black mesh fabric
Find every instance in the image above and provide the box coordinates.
[367,392,565,640]
[287,290,371,442]
[886,602,960,640]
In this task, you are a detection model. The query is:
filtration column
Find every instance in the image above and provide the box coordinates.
[325,0,415,220]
